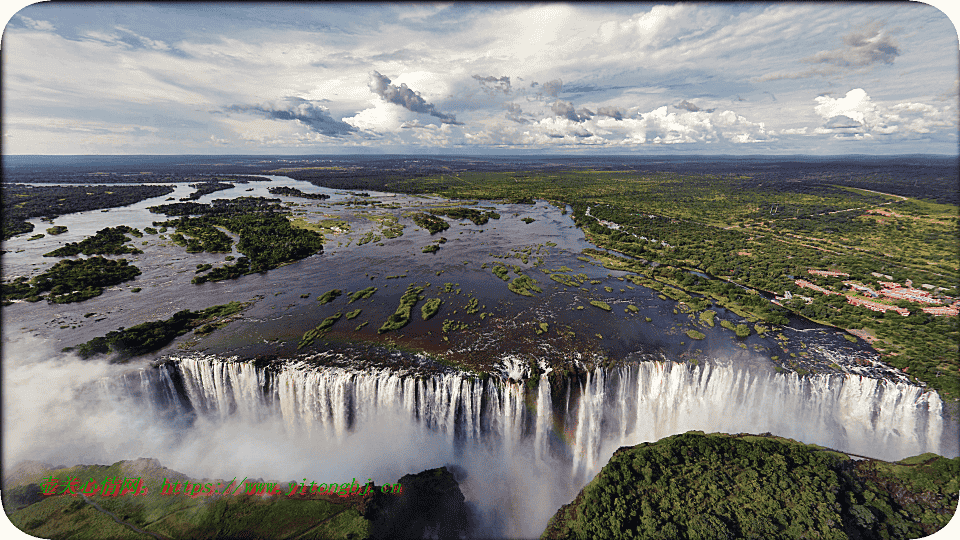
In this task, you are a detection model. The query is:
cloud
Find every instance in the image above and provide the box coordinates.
[675,100,715,113]
[812,88,955,138]
[541,79,562,97]
[368,71,462,125]
[551,100,593,122]
[16,15,56,31]
[505,103,528,124]
[225,97,356,137]
[804,23,900,68]
[473,75,512,94]
[595,106,624,120]
[759,24,900,81]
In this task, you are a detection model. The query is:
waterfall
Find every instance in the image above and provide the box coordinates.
[116,354,949,477]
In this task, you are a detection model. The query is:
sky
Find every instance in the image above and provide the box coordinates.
[1,1,958,155]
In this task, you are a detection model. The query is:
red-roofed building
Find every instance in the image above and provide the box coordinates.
[845,295,910,316]
[922,306,959,316]
[795,279,840,296]
[880,288,941,304]
[809,269,850,277]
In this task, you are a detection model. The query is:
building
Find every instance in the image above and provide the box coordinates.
[880,288,941,304]
[843,281,879,297]
[795,279,840,296]
[922,306,959,316]
[808,269,850,277]
[845,295,910,316]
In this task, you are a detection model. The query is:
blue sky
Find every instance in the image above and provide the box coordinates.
[2,2,958,155]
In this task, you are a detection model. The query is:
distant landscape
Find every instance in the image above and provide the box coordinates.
[2,154,958,539]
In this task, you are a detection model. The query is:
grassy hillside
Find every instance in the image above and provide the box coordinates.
[3,459,469,540]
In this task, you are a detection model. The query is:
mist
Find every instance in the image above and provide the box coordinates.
[2,334,578,538]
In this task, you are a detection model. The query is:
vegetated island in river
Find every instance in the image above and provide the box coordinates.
[541,431,960,540]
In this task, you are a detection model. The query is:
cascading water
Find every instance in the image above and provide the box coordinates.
[115,353,949,471]
[85,352,956,538]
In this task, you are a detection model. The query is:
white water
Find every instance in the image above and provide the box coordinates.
[7,339,953,539]
[125,355,946,470]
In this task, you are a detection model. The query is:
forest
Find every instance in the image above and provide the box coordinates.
[1,257,141,305]
[65,301,249,360]
[149,197,325,284]
[1,184,174,240]
[44,226,143,257]
[542,431,959,540]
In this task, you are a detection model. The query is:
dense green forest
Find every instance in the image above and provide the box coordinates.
[1,184,174,240]
[542,431,959,540]
[43,226,143,257]
[1,257,141,305]
[182,180,234,200]
[148,197,325,284]
[267,185,330,200]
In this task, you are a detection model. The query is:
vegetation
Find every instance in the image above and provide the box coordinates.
[379,283,425,334]
[541,431,960,540]
[348,287,378,303]
[589,300,612,311]
[686,329,706,340]
[184,181,234,200]
[1,184,174,240]
[427,207,500,225]
[267,186,330,200]
[298,313,342,349]
[65,301,249,360]
[150,198,324,283]
[422,244,440,253]
[281,167,957,398]
[421,298,442,320]
[44,226,143,257]
[4,459,468,540]
[46,225,67,235]
[2,257,140,305]
[492,265,510,281]
[411,212,449,234]
[317,289,342,305]
[508,274,543,297]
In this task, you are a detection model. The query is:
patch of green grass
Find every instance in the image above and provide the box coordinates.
[590,300,612,311]
[686,329,706,340]
[298,313,342,349]
[317,289,342,304]
[421,298,442,320]
[379,283,425,334]
[348,287,377,302]
[508,274,543,296]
